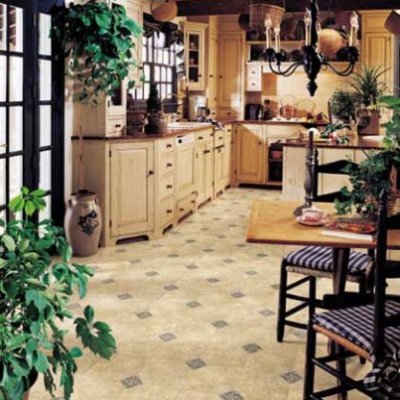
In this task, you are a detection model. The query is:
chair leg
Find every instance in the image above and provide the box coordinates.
[335,343,348,400]
[277,260,288,343]
[308,276,316,322]
[303,322,316,400]
[357,279,367,365]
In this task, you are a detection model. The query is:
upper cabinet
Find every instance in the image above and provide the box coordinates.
[181,21,207,91]
[360,11,393,85]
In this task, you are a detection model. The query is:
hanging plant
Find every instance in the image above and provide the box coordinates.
[52,0,143,103]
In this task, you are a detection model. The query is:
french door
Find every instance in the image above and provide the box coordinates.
[0,0,64,225]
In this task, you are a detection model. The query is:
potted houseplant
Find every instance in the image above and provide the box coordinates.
[145,83,167,134]
[0,188,117,400]
[349,64,387,135]
[335,95,400,216]
[52,0,142,103]
[329,90,357,124]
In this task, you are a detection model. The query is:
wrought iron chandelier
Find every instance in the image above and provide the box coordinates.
[262,0,360,96]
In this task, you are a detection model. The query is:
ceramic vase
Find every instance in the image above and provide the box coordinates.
[64,190,102,257]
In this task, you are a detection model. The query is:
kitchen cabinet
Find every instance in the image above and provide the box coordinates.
[110,142,154,237]
[207,29,218,118]
[195,129,214,207]
[235,124,265,184]
[176,134,196,200]
[223,125,233,188]
[217,29,244,119]
[181,22,207,91]
[360,11,393,85]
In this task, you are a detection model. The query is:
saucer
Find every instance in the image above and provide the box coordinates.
[296,216,327,227]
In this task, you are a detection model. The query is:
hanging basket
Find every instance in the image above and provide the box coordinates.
[385,10,400,36]
[318,29,347,59]
[151,0,178,22]
[249,1,285,32]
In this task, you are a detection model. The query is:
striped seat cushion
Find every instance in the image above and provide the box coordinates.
[313,301,400,358]
[283,246,372,277]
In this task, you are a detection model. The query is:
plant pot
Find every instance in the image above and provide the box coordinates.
[357,109,380,136]
[64,190,102,257]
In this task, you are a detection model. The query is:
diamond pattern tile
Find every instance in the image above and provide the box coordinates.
[243,343,262,353]
[220,391,244,400]
[159,333,177,342]
[281,371,302,384]
[231,291,245,299]
[186,358,206,370]
[121,375,142,389]
[212,320,229,329]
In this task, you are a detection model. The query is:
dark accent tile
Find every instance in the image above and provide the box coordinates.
[186,264,199,270]
[168,254,179,258]
[223,258,235,264]
[245,270,258,276]
[236,244,246,248]
[67,303,80,310]
[292,329,307,339]
[229,224,238,227]
[164,284,178,291]
[201,227,210,231]
[212,320,229,329]
[146,271,159,277]
[259,309,275,317]
[186,301,201,308]
[129,259,141,265]
[136,311,152,319]
[271,284,280,290]
[220,391,244,400]
[243,343,262,353]
[115,249,127,253]
[121,375,142,389]
[231,291,245,299]
[159,333,177,342]
[102,278,115,284]
[186,358,206,370]
[213,217,221,221]
[217,235,227,239]
[117,293,132,301]
[152,244,163,248]
[281,371,302,384]
[202,248,215,253]
[257,253,268,258]
[206,277,220,283]
[186,239,196,243]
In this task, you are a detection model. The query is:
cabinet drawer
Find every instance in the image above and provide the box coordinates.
[247,64,262,79]
[224,126,232,144]
[160,195,175,227]
[177,194,196,219]
[266,125,302,139]
[159,137,176,154]
[246,78,261,91]
[159,173,175,199]
[160,153,175,176]
[196,129,214,143]
[106,117,126,136]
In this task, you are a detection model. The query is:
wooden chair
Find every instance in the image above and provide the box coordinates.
[277,149,374,343]
[303,190,400,399]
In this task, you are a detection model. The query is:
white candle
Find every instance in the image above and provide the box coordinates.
[265,15,272,49]
[274,26,281,53]
[304,9,312,46]
[350,11,359,47]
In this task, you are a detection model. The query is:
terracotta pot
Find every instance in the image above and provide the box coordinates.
[357,109,380,136]
[151,1,177,22]
[64,190,102,257]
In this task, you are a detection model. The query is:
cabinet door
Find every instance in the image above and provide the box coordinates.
[204,143,214,200]
[218,33,243,109]
[236,124,265,183]
[110,142,154,237]
[176,144,196,200]
[214,146,224,193]
[223,142,231,188]
[186,26,206,91]
[194,144,206,204]
[208,31,218,117]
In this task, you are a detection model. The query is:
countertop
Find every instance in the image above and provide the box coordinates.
[283,136,384,150]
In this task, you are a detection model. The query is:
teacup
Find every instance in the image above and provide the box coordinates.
[301,207,324,223]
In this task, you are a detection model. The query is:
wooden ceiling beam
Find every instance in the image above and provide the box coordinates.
[177,0,400,16]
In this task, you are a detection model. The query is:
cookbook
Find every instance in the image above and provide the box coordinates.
[320,218,376,242]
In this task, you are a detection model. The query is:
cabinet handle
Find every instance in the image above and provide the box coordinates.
[204,150,211,154]
[198,74,202,77]
[198,136,203,140]
[166,163,173,167]
[167,209,173,214]
[167,184,173,189]
[148,170,154,175]
[179,207,185,212]
[259,142,262,145]
[219,75,223,78]
[219,137,223,140]
[166,144,173,148]
[191,200,196,204]
[209,74,214,78]
[210,133,214,137]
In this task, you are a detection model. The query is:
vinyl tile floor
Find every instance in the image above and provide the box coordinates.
[30,188,373,400]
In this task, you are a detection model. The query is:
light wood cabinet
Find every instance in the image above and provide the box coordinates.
[181,22,207,91]
[110,142,154,237]
[361,11,393,85]
[217,32,244,118]
[235,124,265,184]
[176,135,196,200]
[207,30,218,117]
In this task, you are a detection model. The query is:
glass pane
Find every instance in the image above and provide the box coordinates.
[40,105,51,147]
[0,158,5,206]
[0,209,5,228]
[0,107,5,154]
[40,151,51,191]
[143,83,150,99]
[0,55,5,101]
[144,64,151,80]
[9,56,23,102]
[167,68,172,82]
[0,4,6,51]
[9,106,22,152]
[9,6,23,53]
[40,59,52,101]
[9,155,22,200]
[163,50,169,65]
[39,195,51,222]
[154,66,160,82]
[154,33,164,47]
[156,49,163,64]
[142,45,147,62]
[39,13,51,56]
[161,67,167,81]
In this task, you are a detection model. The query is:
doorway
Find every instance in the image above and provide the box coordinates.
[0,0,64,225]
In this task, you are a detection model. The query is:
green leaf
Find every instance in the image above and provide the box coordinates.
[84,306,94,324]
[95,11,111,29]
[17,238,30,252]
[93,321,112,332]
[25,200,36,216]
[33,351,49,373]
[69,347,83,358]
[8,196,25,213]
[31,188,46,197]
[8,334,29,350]
[2,234,16,252]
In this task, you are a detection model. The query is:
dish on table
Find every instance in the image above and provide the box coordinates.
[296,215,327,227]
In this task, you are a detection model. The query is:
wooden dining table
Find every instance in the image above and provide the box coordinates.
[247,200,400,294]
